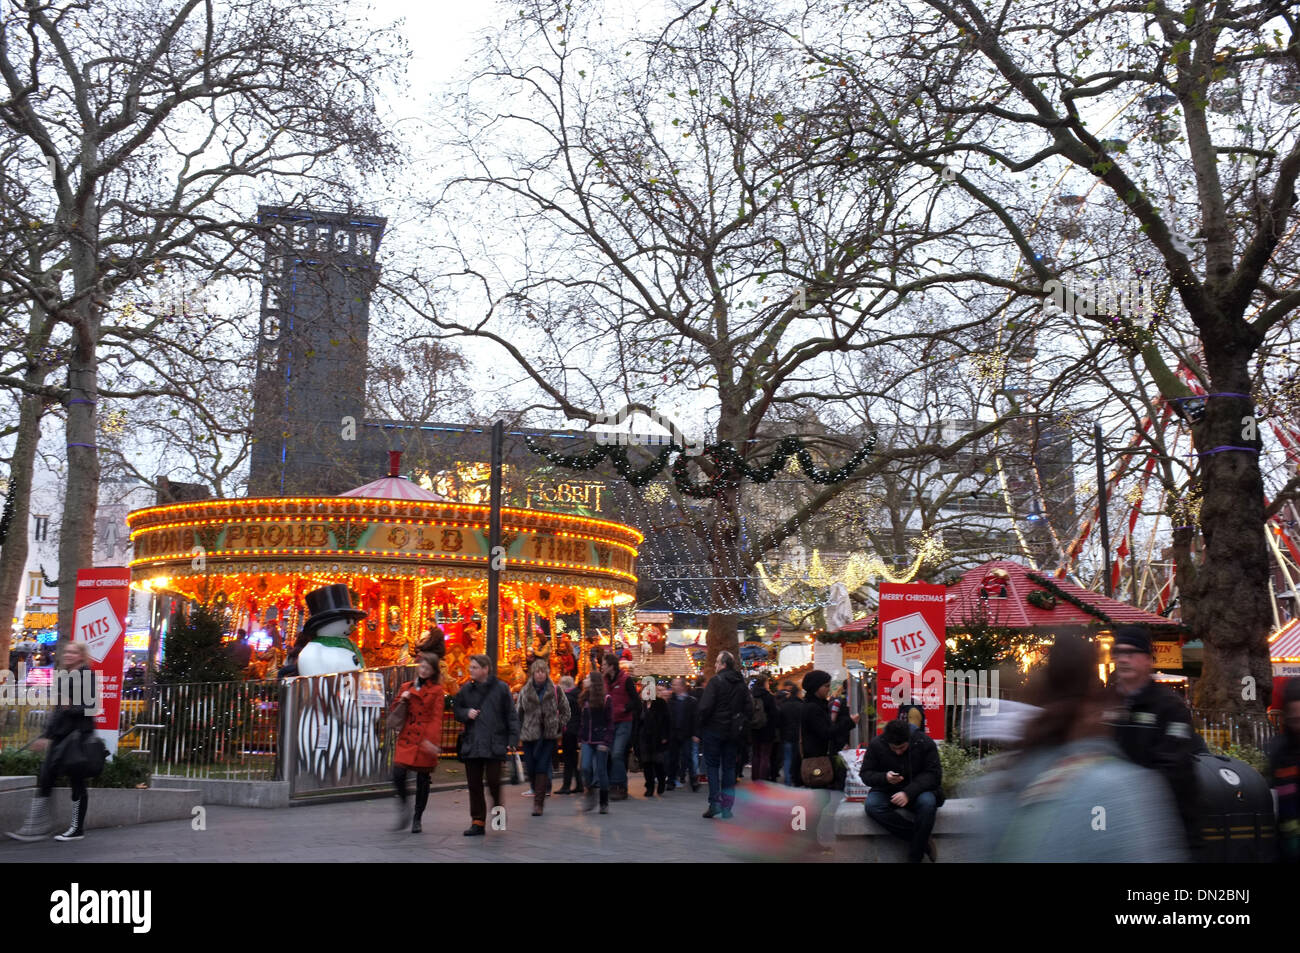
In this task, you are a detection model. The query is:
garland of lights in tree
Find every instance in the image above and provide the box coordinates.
[524,433,877,499]
[532,436,875,616]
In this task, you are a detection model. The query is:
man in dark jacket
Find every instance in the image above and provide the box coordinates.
[1268,677,1300,864]
[750,676,779,781]
[778,681,803,786]
[666,676,699,791]
[860,719,943,862]
[695,651,751,818]
[453,654,520,836]
[1104,625,1200,842]
[557,675,584,795]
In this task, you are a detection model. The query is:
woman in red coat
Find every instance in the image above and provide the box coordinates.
[389,653,445,833]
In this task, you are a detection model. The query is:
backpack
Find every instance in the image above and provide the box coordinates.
[728,683,755,739]
[749,690,768,731]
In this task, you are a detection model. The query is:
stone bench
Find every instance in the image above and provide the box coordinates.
[0,777,201,836]
[835,796,986,862]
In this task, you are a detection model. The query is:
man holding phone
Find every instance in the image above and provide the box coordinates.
[860,719,943,862]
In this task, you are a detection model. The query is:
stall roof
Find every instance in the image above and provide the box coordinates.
[1271,619,1300,662]
[837,559,1187,636]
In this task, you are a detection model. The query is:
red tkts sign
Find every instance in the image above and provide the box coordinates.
[72,567,131,755]
[877,582,946,740]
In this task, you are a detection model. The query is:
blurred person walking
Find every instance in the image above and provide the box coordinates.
[7,642,103,842]
[388,653,444,834]
[517,660,570,816]
[453,654,520,836]
[666,676,699,791]
[556,675,583,795]
[983,632,1188,862]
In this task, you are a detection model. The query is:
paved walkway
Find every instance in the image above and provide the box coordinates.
[4,781,854,863]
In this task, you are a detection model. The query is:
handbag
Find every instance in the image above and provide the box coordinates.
[798,729,834,788]
[53,731,107,779]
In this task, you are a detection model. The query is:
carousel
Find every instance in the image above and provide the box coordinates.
[126,453,641,688]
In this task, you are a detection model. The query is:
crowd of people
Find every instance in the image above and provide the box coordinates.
[8,619,1298,865]
[386,642,870,835]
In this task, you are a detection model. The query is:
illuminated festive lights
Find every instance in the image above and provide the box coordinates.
[126,497,644,544]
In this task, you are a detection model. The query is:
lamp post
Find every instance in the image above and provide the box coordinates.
[487,420,504,669]
[1095,423,1113,597]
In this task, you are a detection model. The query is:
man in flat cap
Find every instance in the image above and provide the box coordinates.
[1105,625,1201,842]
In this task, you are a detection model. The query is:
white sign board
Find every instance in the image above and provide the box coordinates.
[880,611,940,674]
[74,597,124,663]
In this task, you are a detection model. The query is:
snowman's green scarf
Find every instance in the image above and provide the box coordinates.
[310,634,363,663]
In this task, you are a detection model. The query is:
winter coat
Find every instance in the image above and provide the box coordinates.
[579,696,614,747]
[636,698,670,764]
[1105,679,1200,827]
[800,694,853,758]
[778,693,803,743]
[605,669,640,724]
[667,693,698,741]
[1267,728,1300,862]
[562,686,582,736]
[697,667,750,740]
[518,677,571,742]
[390,678,445,771]
[453,674,520,760]
[859,730,943,804]
[980,737,1188,862]
[751,684,779,744]
[42,664,95,744]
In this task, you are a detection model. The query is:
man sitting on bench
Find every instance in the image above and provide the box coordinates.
[860,718,943,862]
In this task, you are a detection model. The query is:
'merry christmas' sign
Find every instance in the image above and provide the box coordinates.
[877,582,946,740]
[72,567,131,757]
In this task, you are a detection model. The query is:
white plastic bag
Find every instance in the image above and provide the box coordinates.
[841,746,869,802]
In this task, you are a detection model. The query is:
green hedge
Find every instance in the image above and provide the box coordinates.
[938,742,989,800]
[0,746,152,788]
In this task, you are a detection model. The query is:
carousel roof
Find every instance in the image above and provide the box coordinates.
[338,449,447,501]
[339,475,446,502]
[1271,619,1300,662]
[836,559,1186,636]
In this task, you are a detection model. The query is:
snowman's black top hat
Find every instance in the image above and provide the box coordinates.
[302,583,367,634]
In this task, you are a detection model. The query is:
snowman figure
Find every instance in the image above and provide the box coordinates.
[296,583,366,676]
[293,584,376,781]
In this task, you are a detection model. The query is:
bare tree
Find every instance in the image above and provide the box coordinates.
[401,0,1033,671]
[794,0,1300,710]
[0,0,403,652]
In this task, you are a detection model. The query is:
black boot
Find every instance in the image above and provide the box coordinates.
[55,794,87,842]
[599,788,609,814]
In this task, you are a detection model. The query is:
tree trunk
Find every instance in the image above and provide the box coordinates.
[0,388,46,665]
[1185,335,1271,712]
[57,246,102,643]
[704,483,742,677]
